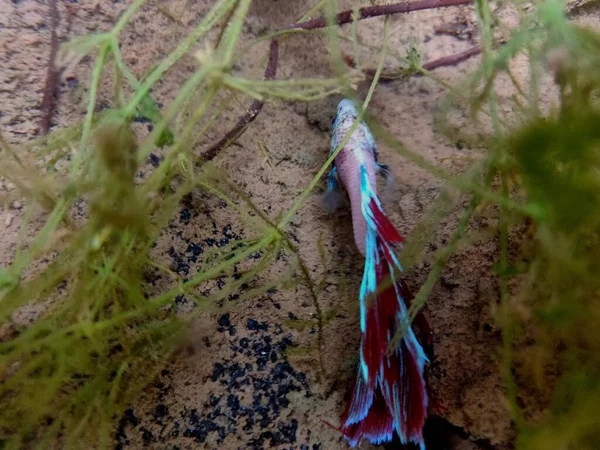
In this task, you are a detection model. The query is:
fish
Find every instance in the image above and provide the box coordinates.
[324,98,429,448]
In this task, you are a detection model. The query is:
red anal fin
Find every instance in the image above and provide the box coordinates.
[369,198,403,244]
[404,341,427,440]
[362,256,402,382]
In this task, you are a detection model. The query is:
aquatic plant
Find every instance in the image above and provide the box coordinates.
[0,0,598,448]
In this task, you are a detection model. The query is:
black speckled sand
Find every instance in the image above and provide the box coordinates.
[114,313,319,450]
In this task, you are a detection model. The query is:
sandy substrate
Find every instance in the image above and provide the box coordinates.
[1,0,598,449]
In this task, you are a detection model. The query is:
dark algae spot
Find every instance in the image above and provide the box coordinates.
[115,408,141,449]
[147,153,161,167]
[246,318,269,332]
[141,428,154,445]
[179,208,192,223]
[211,363,225,382]
[218,314,231,327]
[153,404,168,421]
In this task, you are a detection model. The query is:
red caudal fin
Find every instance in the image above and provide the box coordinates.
[342,251,429,448]
[375,252,428,447]
[341,385,394,446]
[341,166,428,449]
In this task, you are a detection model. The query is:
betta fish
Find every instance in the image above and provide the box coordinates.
[324,98,429,448]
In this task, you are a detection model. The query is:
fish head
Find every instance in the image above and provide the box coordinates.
[337,98,359,117]
[331,98,359,132]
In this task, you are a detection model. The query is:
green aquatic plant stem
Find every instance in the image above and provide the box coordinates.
[136,64,213,161]
[110,40,144,95]
[287,241,327,375]
[0,197,69,288]
[72,0,148,176]
[141,84,220,194]
[385,154,498,349]
[154,236,272,306]
[221,74,349,101]
[475,0,503,137]
[499,165,524,427]
[123,0,237,118]
[362,17,390,115]
[0,131,25,167]
[299,0,330,21]
[220,0,252,65]
[75,41,110,178]
[187,242,281,313]
[475,0,525,423]
[111,0,147,37]
[230,1,332,94]
[133,0,263,164]
[325,0,355,97]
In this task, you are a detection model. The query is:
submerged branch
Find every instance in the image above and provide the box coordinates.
[202,40,279,161]
[343,46,482,81]
[282,0,472,31]
[40,0,61,135]
[422,46,481,71]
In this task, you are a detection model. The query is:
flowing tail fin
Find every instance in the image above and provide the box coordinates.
[340,166,428,449]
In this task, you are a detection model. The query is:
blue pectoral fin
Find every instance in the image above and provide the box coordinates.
[326,166,340,191]
[321,166,345,214]
[376,162,391,180]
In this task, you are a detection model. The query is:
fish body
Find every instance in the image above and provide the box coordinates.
[326,99,428,448]
[329,99,380,256]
